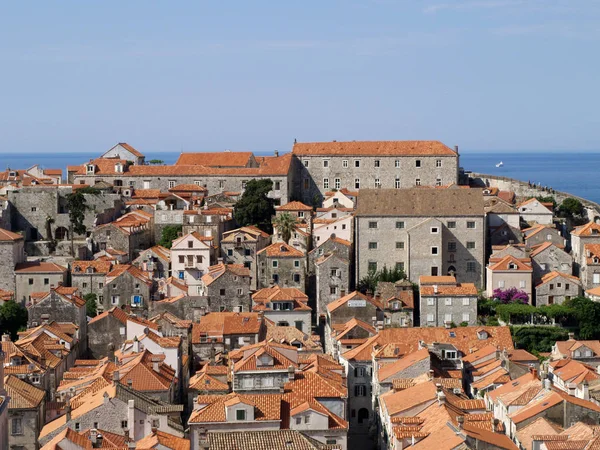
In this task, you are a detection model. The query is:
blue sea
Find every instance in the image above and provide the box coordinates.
[0,150,599,204]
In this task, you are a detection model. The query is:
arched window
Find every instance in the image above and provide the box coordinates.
[55,227,69,240]
[357,408,369,424]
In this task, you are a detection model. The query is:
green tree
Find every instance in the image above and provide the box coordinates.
[233,179,275,233]
[565,296,600,339]
[66,190,89,255]
[357,270,379,294]
[148,159,164,165]
[560,197,584,217]
[535,196,557,209]
[357,265,407,294]
[511,326,569,353]
[84,293,98,317]
[273,213,297,244]
[158,225,183,249]
[0,301,28,340]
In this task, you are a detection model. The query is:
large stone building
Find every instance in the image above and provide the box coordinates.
[196,263,252,312]
[5,374,45,450]
[354,188,486,286]
[70,260,112,299]
[221,226,271,291]
[256,242,307,291]
[292,140,460,203]
[418,275,478,327]
[102,264,153,312]
[14,262,67,304]
[0,228,24,293]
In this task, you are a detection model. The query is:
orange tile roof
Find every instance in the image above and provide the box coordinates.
[189,371,229,392]
[419,275,457,285]
[189,392,282,424]
[420,283,478,296]
[572,222,600,237]
[276,201,313,211]
[378,348,430,382]
[5,374,46,409]
[136,430,190,450]
[202,263,251,286]
[326,291,382,313]
[71,260,112,274]
[192,312,262,343]
[0,227,23,241]
[15,261,67,273]
[555,339,600,358]
[175,151,254,167]
[292,140,457,156]
[257,242,304,257]
[381,380,438,416]
[116,142,144,157]
[537,271,581,287]
[488,255,533,272]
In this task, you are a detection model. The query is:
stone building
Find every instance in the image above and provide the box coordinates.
[292,140,460,204]
[102,264,153,312]
[484,196,520,230]
[0,227,24,293]
[256,242,306,291]
[523,224,565,249]
[99,142,146,165]
[0,347,8,450]
[273,224,311,254]
[274,201,313,229]
[69,150,294,206]
[14,262,67,304]
[170,232,215,296]
[196,263,252,312]
[376,279,415,327]
[516,198,554,225]
[315,253,350,322]
[149,312,192,356]
[91,210,153,262]
[313,215,353,248]
[252,286,311,333]
[5,374,45,450]
[529,242,573,283]
[418,275,478,327]
[581,244,600,291]
[355,188,486,286]
[70,260,112,299]
[535,272,582,306]
[182,207,235,244]
[87,306,129,359]
[221,226,271,290]
[7,185,123,246]
[572,222,600,272]
[485,255,534,302]
[133,245,171,279]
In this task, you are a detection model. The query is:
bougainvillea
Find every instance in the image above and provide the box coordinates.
[492,287,529,304]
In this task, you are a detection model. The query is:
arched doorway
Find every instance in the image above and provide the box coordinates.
[447,265,456,277]
[358,408,369,424]
[55,226,69,240]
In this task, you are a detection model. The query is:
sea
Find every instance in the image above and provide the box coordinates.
[0,150,599,204]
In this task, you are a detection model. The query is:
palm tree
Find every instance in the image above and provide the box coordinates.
[273,213,297,244]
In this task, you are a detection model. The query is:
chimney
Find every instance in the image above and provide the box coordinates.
[90,429,98,446]
[288,365,295,381]
[1,334,10,342]
[529,365,538,379]
[65,401,72,422]
[437,390,446,406]
[583,380,590,400]
[433,285,438,294]
[568,332,575,341]
[274,150,279,157]
[457,416,464,430]
[127,379,133,387]
[152,357,160,373]
[544,378,552,390]
[103,391,110,404]
[493,418,500,432]
[454,145,459,154]
[428,370,434,381]
[133,336,140,353]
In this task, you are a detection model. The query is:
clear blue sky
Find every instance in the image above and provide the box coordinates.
[1,1,599,154]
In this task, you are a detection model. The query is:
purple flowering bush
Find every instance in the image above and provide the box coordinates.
[492,287,529,304]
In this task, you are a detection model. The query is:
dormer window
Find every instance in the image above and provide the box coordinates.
[595,257,599,264]
[280,246,287,253]
[115,163,123,173]
[508,263,517,269]
[86,267,95,273]
[236,410,246,421]
[477,330,488,340]
[8,171,15,177]
[74,266,81,273]
[86,164,95,175]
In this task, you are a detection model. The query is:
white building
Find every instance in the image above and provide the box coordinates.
[170,232,215,295]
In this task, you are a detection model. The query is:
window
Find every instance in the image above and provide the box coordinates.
[436,178,442,186]
[326,439,337,445]
[396,221,405,229]
[31,207,37,212]
[467,262,476,272]
[436,159,442,167]
[463,298,470,306]
[467,221,476,229]
[431,227,439,234]
[566,283,570,291]
[498,280,505,288]
[75,422,81,431]
[331,268,339,277]
[168,180,175,188]
[445,313,452,322]
[369,242,378,250]
[220,289,226,296]
[395,160,400,168]
[330,286,337,295]
[143,180,150,189]
[82,282,88,288]
[444,350,457,359]
[303,160,309,167]
[272,260,278,268]
[323,178,329,189]
[519,280,526,288]
[342,160,348,168]
[448,242,457,252]
[274,181,281,191]
[447,221,456,228]
[11,418,22,435]
[296,417,302,425]
[415,178,421,186]
[467,241,476,249]
[305,415,311,424]
[445,298,452,306]
[334,178,341,189]
[236,410,246,421]
[395,262,405,271]
[111,295,119,305]
[323,160,329,168]
[293,273,301,283]
[427,314,434,322]
[396,241,405,249]
[272,274,279,283]
[227,248,233,257]
[355,178,360,189]
[355,385,367,396]
[179,255,185,263]
[368,221,378,229]
[462,313,470,322]
[368,262,377,272]
[28,278,33,285]
[594,273,600,284]
[354,160,360,168]
[374,160,380,168]
[431,247,438,255]
[374,178,381,188]
[187,240,194,248]
[416,160,421,168]
[557,282,562,288]
[427,298,435,306]
[431,266,439,276]
[548,295,554,305]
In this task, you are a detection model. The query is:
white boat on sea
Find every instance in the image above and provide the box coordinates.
[496,161,504,167]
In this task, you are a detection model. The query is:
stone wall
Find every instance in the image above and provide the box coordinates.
[88,314,126,359]
[0,239,24,292]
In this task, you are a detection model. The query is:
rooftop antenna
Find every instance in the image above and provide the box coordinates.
[294,138,297,144]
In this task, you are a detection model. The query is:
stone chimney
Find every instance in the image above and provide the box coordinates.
[113,370,120,385]
[437,390,446,406]
[90,429,98,446]
[2,334,11,343]
[288,365,295,381]
[454,145,459,154]
[583,380,590,400]
[65,401,72,422]
[457,416,464,430]
[152,357,160,373]
[568,332,575,341]
[274,150,279,157]
[529,365,538,379]
[133,336,140,353]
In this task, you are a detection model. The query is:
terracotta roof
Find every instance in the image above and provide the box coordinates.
[462,422,518,450]
[380,380,438,416]
[71,260,112,274]
[189,371,229,392]
[488,255,533,272]
[555,339,600,358]
[88,306,130,325]
[202,263,251,286]
[0,227,23,241]
[572,222,600,237]
[0,288,13,301]
[257,242,304,257]
[292,140,457,156]
[15,261,67,273]
[356,188,484,217]
[5,374,45,409]
[136,430,190,450]
[326,291,382,313]
[192,312,262,343]
[206,430,334,450]
[420,283,478,296]
[175,151,254,167]
[106,264,153,286]
[276,201,313,211]
[378,348,430,382]
[342,326,513,362]
[537,271,581,287]
[132,189,161,199]
[419,275,457,285]
[116,142,144,157]
[189,392,282,424]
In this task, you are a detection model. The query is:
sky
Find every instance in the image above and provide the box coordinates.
[1,1,599,154]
